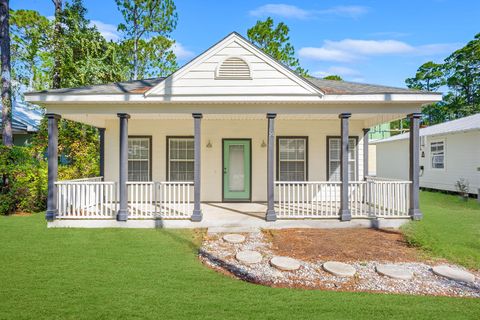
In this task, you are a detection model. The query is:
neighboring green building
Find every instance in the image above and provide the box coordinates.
[369,122,391,141]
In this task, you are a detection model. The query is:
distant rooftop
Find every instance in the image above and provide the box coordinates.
[0,102,43,133]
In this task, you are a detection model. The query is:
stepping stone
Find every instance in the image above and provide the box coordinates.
[236,250,262,264]
[323,261,356,277]
[376,264,414,280]
[223,234,245,244]
[432,265,476,283]
[270,256,301,271]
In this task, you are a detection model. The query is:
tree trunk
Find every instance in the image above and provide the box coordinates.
[132,4,138,80]
[0,0,12,147]
[52,0,62,89]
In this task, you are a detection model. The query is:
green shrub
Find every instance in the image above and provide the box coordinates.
[0,146,47,215]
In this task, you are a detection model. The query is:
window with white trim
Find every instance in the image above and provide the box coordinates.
[327,137,357,181]
[168,137,194,181]
[430,140,445,169]
[277,137,307,181]
[128,137,151,181]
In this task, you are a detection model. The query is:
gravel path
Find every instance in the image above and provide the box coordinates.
[199,232,480,298]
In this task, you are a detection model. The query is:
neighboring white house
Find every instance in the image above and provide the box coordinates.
[25,32,442,228]
[373,114,480,196]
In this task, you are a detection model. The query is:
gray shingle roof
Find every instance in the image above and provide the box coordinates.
[25,78,165,95]
[372,113,480,144]
[25,76,434,96]
[305,78,433,95]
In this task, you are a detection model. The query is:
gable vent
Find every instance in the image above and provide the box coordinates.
[216,57,251,80]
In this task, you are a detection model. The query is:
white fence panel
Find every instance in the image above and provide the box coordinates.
[127,182,156,218]
[56,179,116,218]
[158,182,194,218]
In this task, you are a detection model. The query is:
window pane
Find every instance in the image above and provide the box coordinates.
[168,138,194,181]
[430,141,444,169]
[328,137,357,181]
[128,138,150,181]
[278,138,307,181]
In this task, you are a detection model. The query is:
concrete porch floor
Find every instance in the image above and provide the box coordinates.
[49,202,409,230]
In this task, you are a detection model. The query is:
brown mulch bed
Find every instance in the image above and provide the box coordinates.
[266,228,423,263]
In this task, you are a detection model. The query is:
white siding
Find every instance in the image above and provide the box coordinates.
[104,119,365,201]
[375,130,480,194]
[148,40,317,96]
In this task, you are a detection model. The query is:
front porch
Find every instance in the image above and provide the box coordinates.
[51,176,412,228]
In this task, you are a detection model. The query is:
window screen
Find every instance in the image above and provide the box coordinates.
[430,141,445,169]
[277,138,307,181]
[128,137,151,181]
[168,137,194,181]
[328,137,357,181]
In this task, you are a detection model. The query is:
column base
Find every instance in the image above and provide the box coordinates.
[340,209,351,221]
[116,209,128,221]
[409,208,423,220]
[265,209,277,222]
[191,209,202,222]
[45,209,57,221]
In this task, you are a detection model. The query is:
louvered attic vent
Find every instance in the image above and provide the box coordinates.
[216,57,251,80]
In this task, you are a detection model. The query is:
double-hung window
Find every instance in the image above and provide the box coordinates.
[430,140,445,169]
[327,137,357,181]
[277,137,307,181]
[128,137,151,181]
[167,137,194,181]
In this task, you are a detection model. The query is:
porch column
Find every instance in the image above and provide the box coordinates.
[408,113,422,220]
[99,128,105,178]
[46,113,61,221]
[363,128,370,179]
[117,113,130,221]
[191,113,203,222]
[265,113,277,221]
[339,113,351,221]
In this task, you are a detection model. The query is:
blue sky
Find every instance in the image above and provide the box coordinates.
[13,0,479,87]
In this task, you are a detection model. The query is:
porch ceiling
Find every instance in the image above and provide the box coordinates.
[60,112,405,129]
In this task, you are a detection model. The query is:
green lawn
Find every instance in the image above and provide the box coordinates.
[403,191,480,269]
[0,193,479,319]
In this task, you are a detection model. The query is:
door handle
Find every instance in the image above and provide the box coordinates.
[223,167,227,174]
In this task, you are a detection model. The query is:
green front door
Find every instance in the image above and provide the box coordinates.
[223,139,251,201]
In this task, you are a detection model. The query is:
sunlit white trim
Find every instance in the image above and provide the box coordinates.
[25,93,441,104]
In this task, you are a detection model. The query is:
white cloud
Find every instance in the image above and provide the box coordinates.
[249,4,368,19]
[173,42,195,60]
[298,47,355,62]
[90,20,119,41]
[318,5,368,18]
[299,39,459,62]
[313,66,361,78]
[249,4,311,19]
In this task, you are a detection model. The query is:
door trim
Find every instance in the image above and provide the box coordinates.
[222,138,252,202]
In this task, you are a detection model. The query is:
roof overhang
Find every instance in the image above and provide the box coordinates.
[24,92,442,105]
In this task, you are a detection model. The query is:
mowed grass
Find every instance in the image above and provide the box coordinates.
[403,191,480,269]
[0,194,478,319]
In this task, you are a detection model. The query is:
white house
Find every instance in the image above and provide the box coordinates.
[25,32,442,228]
[373,114,480,196]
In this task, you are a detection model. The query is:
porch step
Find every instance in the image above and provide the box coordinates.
[207,226,261,234]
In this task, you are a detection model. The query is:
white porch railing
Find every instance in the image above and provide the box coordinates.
[56,178,117,218]
[275,181,342,218]
[56,177,409,220]
[126,181,193,218]
[56,179,193,219]
[275,179,411,219]
[365,178,411,217]
[127,181,156,218]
